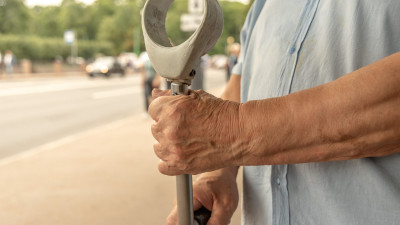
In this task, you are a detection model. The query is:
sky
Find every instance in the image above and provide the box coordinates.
[25,0,249,7]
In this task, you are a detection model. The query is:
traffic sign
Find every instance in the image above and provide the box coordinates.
[188,0,203,14]
[180,14,203,32]
[64,30,75,45]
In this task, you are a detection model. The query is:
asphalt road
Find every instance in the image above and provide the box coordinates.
[0,69,226,159]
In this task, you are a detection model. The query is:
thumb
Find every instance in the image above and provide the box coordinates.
[193,198,203,211]
[206,201,233,225]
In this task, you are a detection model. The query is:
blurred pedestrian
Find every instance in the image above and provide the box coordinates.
[4,50,16,75]
[226,43,240,81]
[140,52,161,115]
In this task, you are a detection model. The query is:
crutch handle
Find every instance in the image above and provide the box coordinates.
[194,207,211,225]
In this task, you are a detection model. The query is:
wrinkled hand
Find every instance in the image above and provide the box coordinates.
[149,89,241,175]
[166,169,239,225]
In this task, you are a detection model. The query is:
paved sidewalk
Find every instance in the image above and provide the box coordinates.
[0,91,242,225]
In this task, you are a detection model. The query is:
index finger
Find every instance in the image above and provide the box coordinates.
[148,96,164,122]
[152,88,171,99]
[166,205,178,225]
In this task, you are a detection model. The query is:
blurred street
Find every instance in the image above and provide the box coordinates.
[0,69,242,225]
[0,74,141,159]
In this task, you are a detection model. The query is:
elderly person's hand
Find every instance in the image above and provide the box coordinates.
[149,89,241,175]
[166,168,239,225]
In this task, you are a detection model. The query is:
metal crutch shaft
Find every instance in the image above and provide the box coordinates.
[171,83,211,225]
[171,83,194,225]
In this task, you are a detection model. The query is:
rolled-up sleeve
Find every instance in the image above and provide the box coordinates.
[231,0,264,76]
[231,60,243,75]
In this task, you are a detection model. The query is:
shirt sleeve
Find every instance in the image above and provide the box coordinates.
[231,0,264,76]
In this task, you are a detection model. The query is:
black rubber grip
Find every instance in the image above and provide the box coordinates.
[194,207,211,225]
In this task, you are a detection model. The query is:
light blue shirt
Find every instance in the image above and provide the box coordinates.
[232,0,400,224]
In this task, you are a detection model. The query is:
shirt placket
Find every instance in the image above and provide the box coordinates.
[272,0,320,225]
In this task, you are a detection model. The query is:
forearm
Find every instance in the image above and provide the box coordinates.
[221,74,241,102]
[239,52,400,165]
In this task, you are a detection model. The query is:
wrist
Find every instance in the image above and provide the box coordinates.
[214,99,243,168]
[238,97,294,165]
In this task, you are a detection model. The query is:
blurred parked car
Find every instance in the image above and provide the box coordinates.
[86,56,125,77]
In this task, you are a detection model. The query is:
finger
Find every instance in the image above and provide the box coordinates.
[153,143,168,161]
[207,201,233,225]
[152,88,171,99]
[193,198,202,211]
[166,205,178,225]
[151,123,162,142]
[148,96,166,121]
[158,160,179,176]
[188,89,201,99]
[192,193,213,212]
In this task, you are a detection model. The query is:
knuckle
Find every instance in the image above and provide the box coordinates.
[171,145,185,159]
[165,128,179,142]
[153,144,163,158]
[175,98,191,111]
[176,162,189,172]
[158,162,168,174]
[166,106,182,121]
[197,89,206,95]
[151,124,160,135]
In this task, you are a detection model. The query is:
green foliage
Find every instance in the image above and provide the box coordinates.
[97,1,142,54]
[0,35,112,61]
[30,6,62,37]
[0,0,250,59]
[0,0,31,34]
[212,1,248,54]
[58,0,91,40]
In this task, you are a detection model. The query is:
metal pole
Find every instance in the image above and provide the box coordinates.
[70,44,73,64]
[171,82,194,225]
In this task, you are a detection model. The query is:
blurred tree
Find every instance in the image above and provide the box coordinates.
[97,1,142,55]
[213,1,248,54]
[0,0,31,34]
[86,0,118,40]
[30,6,62,37]
[94,0,118,16]
[58,0,91,39]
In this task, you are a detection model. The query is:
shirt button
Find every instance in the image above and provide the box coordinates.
[276,178,281,185]
[289,46,296,54]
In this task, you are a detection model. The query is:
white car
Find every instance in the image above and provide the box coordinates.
[86,57,125,77]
